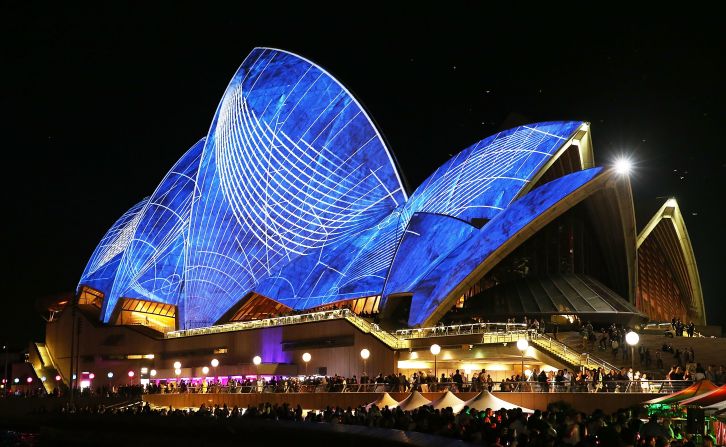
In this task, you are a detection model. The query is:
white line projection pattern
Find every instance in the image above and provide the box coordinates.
[78,47,584,329]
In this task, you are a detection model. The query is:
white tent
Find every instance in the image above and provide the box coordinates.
[428,390,465,410]
[396,391,432,411]
[365,392,400,410]
[455,391,534,414]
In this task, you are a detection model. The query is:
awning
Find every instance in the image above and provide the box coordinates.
[679,385,726,407]
[643,380,719,405]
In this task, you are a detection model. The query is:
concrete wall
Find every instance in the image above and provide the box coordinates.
[144,391,659,415]
[44,308,395,387]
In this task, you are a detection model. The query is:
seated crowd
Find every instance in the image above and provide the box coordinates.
[48,399,718,446]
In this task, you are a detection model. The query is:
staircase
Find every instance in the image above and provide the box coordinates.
[530,332,618,371]
[27,342,61,393]
[343,311,409,349]
[554,331,726,378]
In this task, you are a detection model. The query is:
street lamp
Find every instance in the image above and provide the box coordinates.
[210,358,219,380]
[302,352,311,376]
[626,331,639,371]
[2,344,8,397]
[253,355,262,391]
[430,344,441,385]
[360,349,370,376]
[174,368,181,377]
[202,366,210,376]
[128,370,134,384]
[517,338,529,379]
[150,369,157,378]
[173,361,182,370]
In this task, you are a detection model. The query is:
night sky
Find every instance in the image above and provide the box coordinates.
[2,4,723,347]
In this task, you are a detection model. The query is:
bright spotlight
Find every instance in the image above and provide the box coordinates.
[516,338,529,352]
[202,366,210,375]
[614,157,632,175]
[210,359,219,368]
[625,331,640,346]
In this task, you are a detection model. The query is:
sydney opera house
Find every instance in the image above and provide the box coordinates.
[33,48,705,391]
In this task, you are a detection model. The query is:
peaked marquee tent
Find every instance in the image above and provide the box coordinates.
[679,385,726,408]
[366,392,400,410]
[456,391,534,413]
[428,390,465,410]
[396,391,432,411]
[644,380,719,405]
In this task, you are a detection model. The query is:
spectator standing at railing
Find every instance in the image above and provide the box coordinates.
[538,369,549,392]
[452,369,463,391]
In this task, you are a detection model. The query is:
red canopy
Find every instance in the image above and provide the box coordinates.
[679,384,726,407]
[644,380,719,405]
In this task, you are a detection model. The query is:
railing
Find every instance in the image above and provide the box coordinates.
[529,331,618,371]
[641,322,703,338]
[166,309,408,349]
[342,312,407,349]
[395,322,528,339]
[507,379,693,394]
[166,309,355,338]
[144,379,694,394]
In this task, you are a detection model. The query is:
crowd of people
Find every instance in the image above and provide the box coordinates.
[671,318,697,338]
[48,399,719,446]
[11,362,726,399]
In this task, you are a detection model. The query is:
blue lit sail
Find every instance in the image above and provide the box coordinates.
[80,199,148,305]
[78,47,595,329]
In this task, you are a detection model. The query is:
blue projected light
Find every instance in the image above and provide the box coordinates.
[405,167,604,327]
[79,199,148,297]
[183,48,407,326]
[79,47,594,329]
[383,212,477,297]
[101,139,205,321]
[403,121,582,223]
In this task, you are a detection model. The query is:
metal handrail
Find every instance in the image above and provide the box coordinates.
[142,379,694,394]
[529,331,618,371]
[166,309,354,338]
[395,322,528,339]
[342,312,407,349]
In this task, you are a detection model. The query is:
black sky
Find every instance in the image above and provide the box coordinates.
[2,4,724,347]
